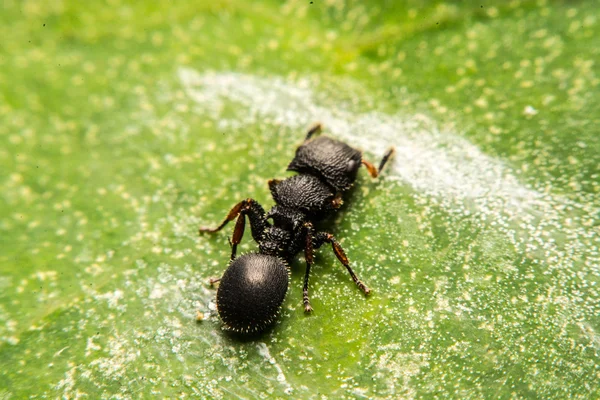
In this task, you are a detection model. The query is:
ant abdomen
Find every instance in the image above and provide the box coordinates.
[216,253,289,334]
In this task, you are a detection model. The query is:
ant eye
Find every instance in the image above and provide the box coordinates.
[346,159,356,172]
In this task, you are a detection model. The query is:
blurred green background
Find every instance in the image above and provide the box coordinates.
[1,0,599,398]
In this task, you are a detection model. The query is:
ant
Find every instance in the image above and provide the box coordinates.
[199,124,394,334]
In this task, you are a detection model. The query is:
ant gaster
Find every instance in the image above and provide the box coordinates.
[200,124,394,334]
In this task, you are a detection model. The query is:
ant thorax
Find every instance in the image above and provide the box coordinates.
[259,226,292,257]
[266,205,305,230]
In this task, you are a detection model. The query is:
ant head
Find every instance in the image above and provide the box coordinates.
[216,253,289,334]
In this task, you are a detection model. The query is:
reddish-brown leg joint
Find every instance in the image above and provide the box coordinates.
[361,159,379,178]
[199,199,249,234]
[362,147,395,179]
[324,233,371,295]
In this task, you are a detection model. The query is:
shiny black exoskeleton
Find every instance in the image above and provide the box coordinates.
[200,124,394,334]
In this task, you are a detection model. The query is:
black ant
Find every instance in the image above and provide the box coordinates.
[199,124,394,334]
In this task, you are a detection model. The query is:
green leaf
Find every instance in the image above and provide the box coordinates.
[1,0,599,398]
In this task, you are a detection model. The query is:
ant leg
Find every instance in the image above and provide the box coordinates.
[302,222,316,313]
[199,198,270,244]
[199,199,246,234]
[377,147,395,173]
[209,277,221,286]
[361,147,395,178]
[304,123,323,141]
[314,232,371,295]
[229,213,245,260]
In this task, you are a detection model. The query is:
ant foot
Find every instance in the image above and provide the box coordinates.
[358,282,371,295]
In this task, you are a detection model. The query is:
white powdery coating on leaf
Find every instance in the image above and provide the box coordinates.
[178,67,542,211]
[374,347,430,397]
[95,289,125,310]
[256,342,293,395]
[89,334,140,380]
[178,68,599,396]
